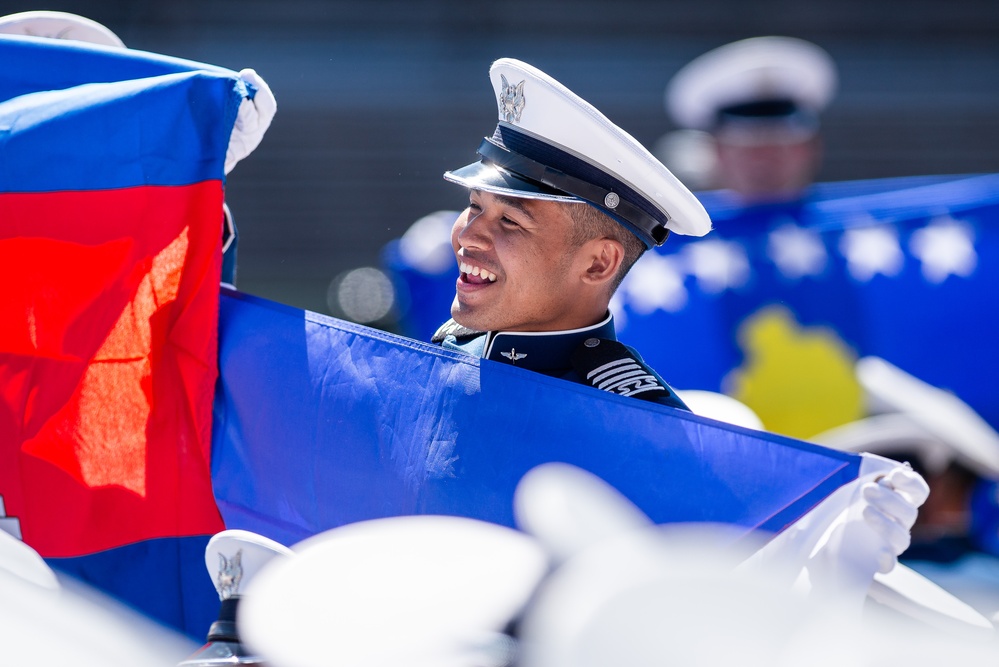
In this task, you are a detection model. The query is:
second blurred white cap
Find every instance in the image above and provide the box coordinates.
[0,10,125,48]
[666,36,837,132]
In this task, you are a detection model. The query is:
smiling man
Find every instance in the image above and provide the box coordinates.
[431,58,712,409]
[427,60,930,595]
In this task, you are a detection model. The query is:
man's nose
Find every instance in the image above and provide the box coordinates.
[456,210,492,249]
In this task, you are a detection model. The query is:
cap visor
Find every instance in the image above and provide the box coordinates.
[444,161,580,203]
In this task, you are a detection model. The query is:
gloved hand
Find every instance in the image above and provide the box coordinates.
[224,68,276,175]
[737,462,931,609]
[862,466,930,574]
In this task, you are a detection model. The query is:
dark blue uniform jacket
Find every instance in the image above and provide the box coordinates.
[432,313,689,411]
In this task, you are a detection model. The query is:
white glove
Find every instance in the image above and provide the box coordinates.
[224,68,276,175]
[737,463,930,611]
[862,466,929,574]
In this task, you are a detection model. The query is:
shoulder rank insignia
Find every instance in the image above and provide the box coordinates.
[570,338,671,403]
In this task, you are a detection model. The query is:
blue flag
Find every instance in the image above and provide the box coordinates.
[212,289,862,547]
[615,174,999,438]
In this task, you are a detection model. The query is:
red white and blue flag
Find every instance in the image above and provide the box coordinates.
[0,35,242,637]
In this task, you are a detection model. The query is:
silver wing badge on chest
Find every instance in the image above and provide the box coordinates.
[501,348,527,363]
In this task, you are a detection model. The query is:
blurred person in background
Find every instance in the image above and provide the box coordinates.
[814,356,999,619]
[662,35,837,214]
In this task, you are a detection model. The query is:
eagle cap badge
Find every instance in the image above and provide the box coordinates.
[216,549,243,599]
[499,74,526,123]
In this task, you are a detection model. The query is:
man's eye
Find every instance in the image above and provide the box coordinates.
[468,202,481,212]
[500,216,521,228]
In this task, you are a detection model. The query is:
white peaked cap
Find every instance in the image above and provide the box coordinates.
[204,529,294,600]
[666,36,837,130]
[514,462,654,566]
[446,58,712,245]
[0,11,125,48]
[857,356,999,479]
[674,390,764,430]
[239,515,549,667]
[813,357,999,480]
[0,529,60,591]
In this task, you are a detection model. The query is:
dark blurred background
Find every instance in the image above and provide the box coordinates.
[4,0,998,323]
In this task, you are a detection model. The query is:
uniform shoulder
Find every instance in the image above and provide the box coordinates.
[570,338,688,410]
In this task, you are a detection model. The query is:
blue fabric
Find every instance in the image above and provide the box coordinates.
[626,174,999,430]
[47,536,216,638]
[211,288,862,548]
[0,34,231,102]
[0,55,242,191]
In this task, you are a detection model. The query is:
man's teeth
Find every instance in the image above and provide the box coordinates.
[460,262,497,282]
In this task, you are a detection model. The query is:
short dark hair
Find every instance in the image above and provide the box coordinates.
[561,202,646,291]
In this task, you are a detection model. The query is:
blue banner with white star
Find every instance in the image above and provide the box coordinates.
[211,288,862,547]
[384,173,999,440]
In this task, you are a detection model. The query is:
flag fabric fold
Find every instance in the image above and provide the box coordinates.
[212,289,863,549]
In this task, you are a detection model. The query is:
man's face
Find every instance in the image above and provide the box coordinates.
[449,190,592,332]
[714,131,821,202]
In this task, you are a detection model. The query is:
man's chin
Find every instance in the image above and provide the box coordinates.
[451,304,489,333]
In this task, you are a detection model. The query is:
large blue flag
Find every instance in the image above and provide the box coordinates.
[384,173,999,440]
[211,288,863,547]
[616,173,999,439]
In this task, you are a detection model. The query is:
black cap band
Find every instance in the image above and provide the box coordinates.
[474,136,669,247]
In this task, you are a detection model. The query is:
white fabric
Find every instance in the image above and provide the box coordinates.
[224,68,276,175]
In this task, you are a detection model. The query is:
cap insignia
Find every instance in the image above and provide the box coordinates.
[501,348,527,363]
[217,548,243,599]
[499,74,526,124]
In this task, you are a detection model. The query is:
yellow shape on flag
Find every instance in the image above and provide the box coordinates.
[724,305,864,439]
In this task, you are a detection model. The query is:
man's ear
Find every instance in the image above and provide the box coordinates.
[580,237,624,286]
